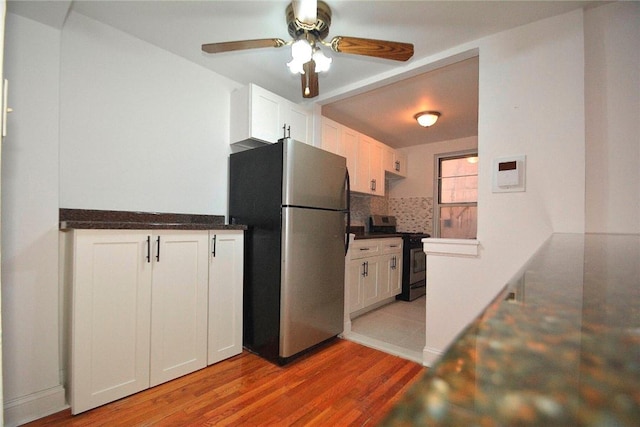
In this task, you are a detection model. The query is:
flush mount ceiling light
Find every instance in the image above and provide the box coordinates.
[414,111,441,127]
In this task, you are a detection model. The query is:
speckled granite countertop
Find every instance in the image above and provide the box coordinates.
[59,208,247,231]
[354,233,405,240]
[383,233,640,426]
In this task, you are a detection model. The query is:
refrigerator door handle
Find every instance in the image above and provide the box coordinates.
[344,169,351,255]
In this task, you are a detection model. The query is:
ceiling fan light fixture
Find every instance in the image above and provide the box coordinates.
[291,39,312,63]
[312,49,332,73]
[415,111,441,127]
[287,58,306,74]
[288,39,313,74]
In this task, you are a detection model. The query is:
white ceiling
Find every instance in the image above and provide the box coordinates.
[8,0,601,147]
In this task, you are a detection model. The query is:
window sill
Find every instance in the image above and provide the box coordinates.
[423,238,480,257]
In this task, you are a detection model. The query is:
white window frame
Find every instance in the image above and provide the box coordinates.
[433,150,478,238]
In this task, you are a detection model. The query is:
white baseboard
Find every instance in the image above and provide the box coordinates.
[4,385,67,427]
[343,331,423,365]
[422,345,443,368]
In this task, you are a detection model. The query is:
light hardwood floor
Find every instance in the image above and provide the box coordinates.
[25,339,425,426]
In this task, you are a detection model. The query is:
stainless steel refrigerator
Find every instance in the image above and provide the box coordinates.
[229,139,349,365]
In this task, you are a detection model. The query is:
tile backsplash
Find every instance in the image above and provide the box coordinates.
[350,194,389,230]
[389,197,433,234]
[349,191,433,235]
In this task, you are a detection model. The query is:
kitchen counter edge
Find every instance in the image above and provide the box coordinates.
[382,233,640,426]
[59,208,247,231]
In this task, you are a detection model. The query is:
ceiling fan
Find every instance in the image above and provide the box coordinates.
[201,0,414,99]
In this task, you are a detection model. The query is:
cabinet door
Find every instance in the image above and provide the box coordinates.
[354,134,372,194]
[379,255,393,300]
[383,146,407,178]
[150,231,209,387]
[362,258,381,306]
[208,231,244,365]
[251,85,282,143]
[394,151,408,177]
[342,127,359,189]
[383,145,395,173]
[347,261,365,313]
[285,103,311,144]
[321,116,340,154]
[369,140,385,196]
[71,230,152,414]
[390,253,403,296]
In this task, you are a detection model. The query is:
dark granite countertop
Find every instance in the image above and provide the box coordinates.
[348,226,407,240]
[353,233,405,240]
[59,208,247,231]
[383,233,640,426]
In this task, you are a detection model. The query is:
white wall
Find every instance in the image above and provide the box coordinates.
[1,13,64,425]
[0,2,5,425]
[423,10,586,365]
[59,12,241,214]
[584,2,640,234]
[2,11,243,426]
[389,136,478,199]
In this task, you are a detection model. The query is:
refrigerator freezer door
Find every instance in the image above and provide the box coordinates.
[280,207,346,359]
[282,139,347,211]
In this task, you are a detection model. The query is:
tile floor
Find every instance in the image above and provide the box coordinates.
[345,296,426,364]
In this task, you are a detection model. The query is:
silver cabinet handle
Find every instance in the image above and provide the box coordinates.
[146,236,151,263]
[156,236,161,262]
[395,160,400,171]
[212,235,217,257]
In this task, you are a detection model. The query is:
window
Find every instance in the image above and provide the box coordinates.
[435,152,478,239]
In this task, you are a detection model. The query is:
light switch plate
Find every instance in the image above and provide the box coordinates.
[492,155,526,193]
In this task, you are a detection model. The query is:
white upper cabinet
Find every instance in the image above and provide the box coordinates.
[320,116,406,195]
[320,116,340,154]
[351,132,384,196]
[231,84,311,146]
[367,137,385,196]
[283,101,311,143]
[383,145,408,178]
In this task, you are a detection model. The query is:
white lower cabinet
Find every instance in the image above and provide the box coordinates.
[207,231,244,365]
[380,240,403,300]
[149,231,209,387]
[347,238,403,317]
[67,228,243,414]
[69,230,153,415]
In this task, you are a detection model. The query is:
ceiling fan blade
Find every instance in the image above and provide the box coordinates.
[202,38,286,54]
[293,0,317,26]
[329,36,414,62]
[301,60,319,99]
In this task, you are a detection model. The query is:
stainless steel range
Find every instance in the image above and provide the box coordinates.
[369,215,429,301]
